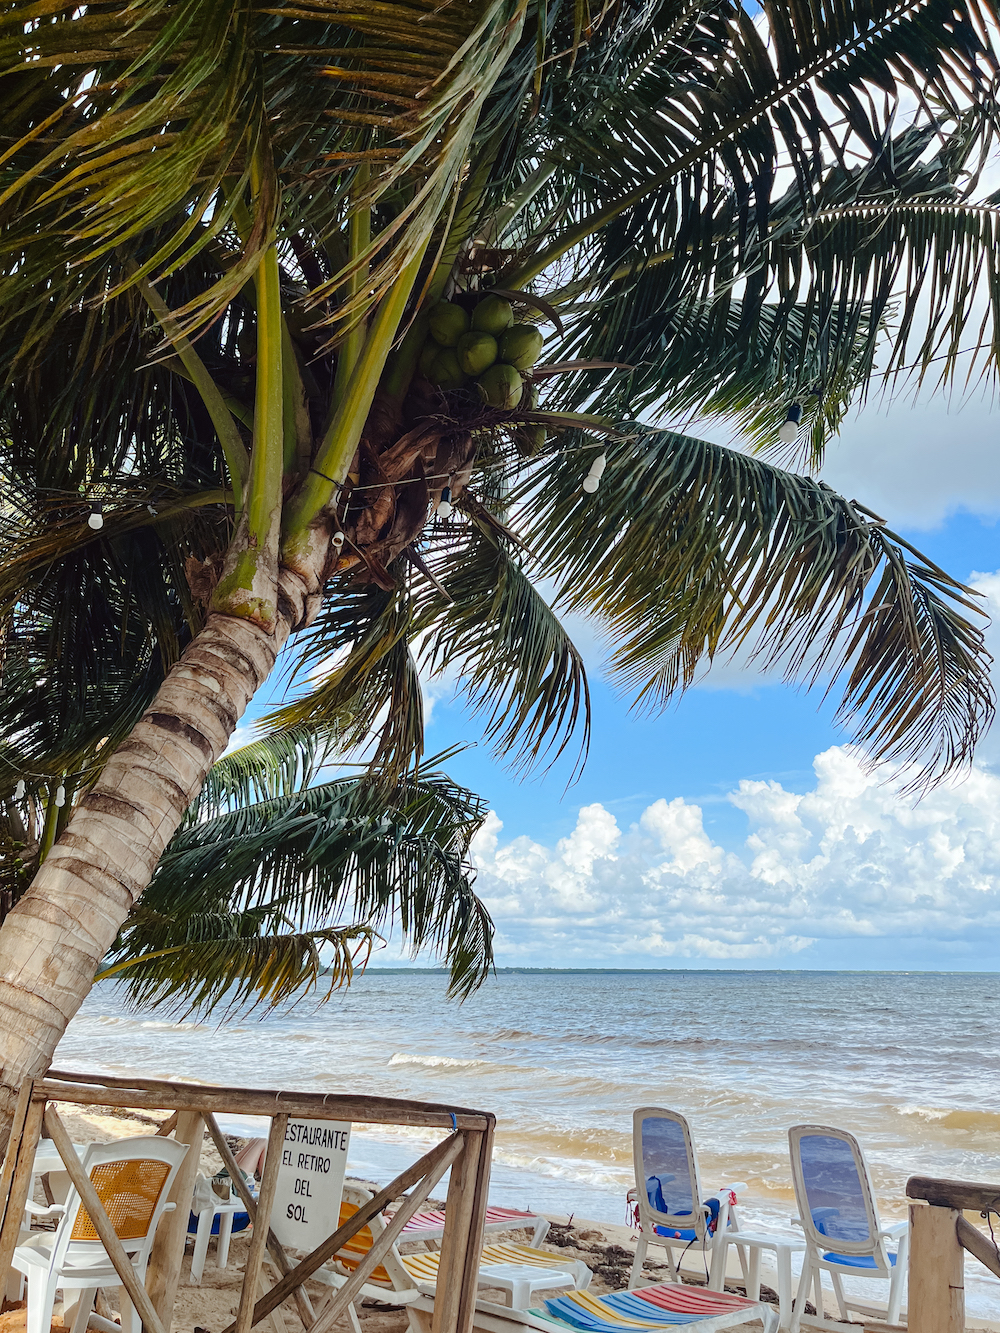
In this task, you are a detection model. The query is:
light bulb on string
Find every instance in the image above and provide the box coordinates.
[87,502,104,530]
[582,452,607,494]
[777,403,802,445]
[54,782,66,808]
[14,779,25,800]
[437,486,453,520]
[332,530,345,551]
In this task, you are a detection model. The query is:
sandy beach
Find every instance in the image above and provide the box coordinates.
[3,1103,997,1333]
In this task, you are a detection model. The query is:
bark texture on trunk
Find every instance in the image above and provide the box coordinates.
[0,566,317,1145]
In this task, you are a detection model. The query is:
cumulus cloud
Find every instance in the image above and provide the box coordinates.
[471,746,1000,964]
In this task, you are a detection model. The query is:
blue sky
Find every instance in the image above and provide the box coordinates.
[242,381,1000,971]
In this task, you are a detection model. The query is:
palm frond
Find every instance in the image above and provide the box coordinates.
[267,573,424,780]
[96,920,374,1018]
[103,765,493,1010]
[414,517,591,777]
[183,721,345,825]
[0,0,530,344]
[520,428,994,789]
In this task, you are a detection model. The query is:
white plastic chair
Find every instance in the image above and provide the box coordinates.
[629,1107,747,1289]
[787,1124,908,1330]
[12,1135,189,1333]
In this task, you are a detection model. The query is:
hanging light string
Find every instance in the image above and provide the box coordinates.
[0,749,94,789]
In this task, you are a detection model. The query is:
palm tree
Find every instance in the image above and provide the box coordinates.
[1,0,999,1137]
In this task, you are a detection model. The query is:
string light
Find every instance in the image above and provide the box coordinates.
[778,403,802,445]
[54,782,66,808]
[332,530,345,550]
[87,502,104,530]
[14,780,24,800]
[582,453,607,494]
[437,486,453,520]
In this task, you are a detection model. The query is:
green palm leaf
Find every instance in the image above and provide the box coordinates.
[520,428,994,789]
[103,762,493,1011]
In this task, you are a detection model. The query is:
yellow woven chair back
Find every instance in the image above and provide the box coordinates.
[335,1200,392,1285]
[71,1157,172,1242]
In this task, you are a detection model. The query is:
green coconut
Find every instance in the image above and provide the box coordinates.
[429,348,468,391]
[428,301,470,348]
[499,323,544,371]
[457,331,498,376]
[472,294,514,336]
[513,424,547,457]
[476,362,523,409]
[418,341,440,379]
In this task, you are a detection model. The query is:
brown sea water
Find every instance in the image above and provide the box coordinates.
[58,969,1000,1316]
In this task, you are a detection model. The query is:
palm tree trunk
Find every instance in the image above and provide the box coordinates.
[0,567,318,1148]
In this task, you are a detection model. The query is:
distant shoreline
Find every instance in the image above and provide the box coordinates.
[352,965,999,975]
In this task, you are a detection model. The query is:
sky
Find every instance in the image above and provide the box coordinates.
[242,377,1000,972]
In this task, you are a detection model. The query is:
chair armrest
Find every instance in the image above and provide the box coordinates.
[163,1203,176,1213]
[715,1183,748,1196]
[881,1220,907,1238]
[23,1201,65,1218]
[790,1218,804,1229]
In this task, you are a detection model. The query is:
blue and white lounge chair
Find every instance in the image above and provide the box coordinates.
[629,1108,745,1290]
[787,1124,908,1330]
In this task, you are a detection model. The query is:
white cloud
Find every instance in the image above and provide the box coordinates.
[471,745,1000,965]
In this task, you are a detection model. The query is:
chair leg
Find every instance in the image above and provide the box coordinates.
[25,1272,58,1333]
[788,1255,813,1333]
[68,1288,97,1333]
[746,1247,762,1302]
[218,1211,235,1270]
[118,1286,137,1333]
[191,1210,213,1285]
[887,1263,905,1324]
[828,1270,849,1320]
[532,1218,551,1247]
[706,1235,727,1292]
[776,1249,793,1331]
[628,1236,649,1289]
[813,1268,824,1319]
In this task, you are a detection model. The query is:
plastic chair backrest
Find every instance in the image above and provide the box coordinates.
[333,1183,414,1291]
[51,1136,189,1276]
[788,1125,883,1259]
[632,1107,707,1241]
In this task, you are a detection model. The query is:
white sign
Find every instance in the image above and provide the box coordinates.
[271,1118,351,1250]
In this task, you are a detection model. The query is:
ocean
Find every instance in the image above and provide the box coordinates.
[55,969,1000,1319]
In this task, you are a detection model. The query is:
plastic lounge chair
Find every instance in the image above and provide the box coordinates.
[12,1135,189,1333]
[787,1125,908,1331]
[630,1108,748,1290]
[396,1205,550,1249]
[312,1183,590,1327]
[406,1280,779,1333]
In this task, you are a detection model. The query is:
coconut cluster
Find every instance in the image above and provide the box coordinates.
[420,295,544,408]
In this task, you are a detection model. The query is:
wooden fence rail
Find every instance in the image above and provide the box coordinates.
[906,1175,1000,1333]
[0,1070,496,1333]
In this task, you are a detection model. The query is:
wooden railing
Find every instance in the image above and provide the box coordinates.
[0,1069,495,1333]
[906,1175,1000,1332]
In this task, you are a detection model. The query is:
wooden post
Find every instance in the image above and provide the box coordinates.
[232,1114,287,1333]
[908,1200,964,1333]
[0,1087,43,1295]
[203,1112,315,1328]
[432,1126,493,1333]
[146,1110,204,1329]
[44,1106,169,1333]
[305,1133,465,1333]
[221,1132,466,1333]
